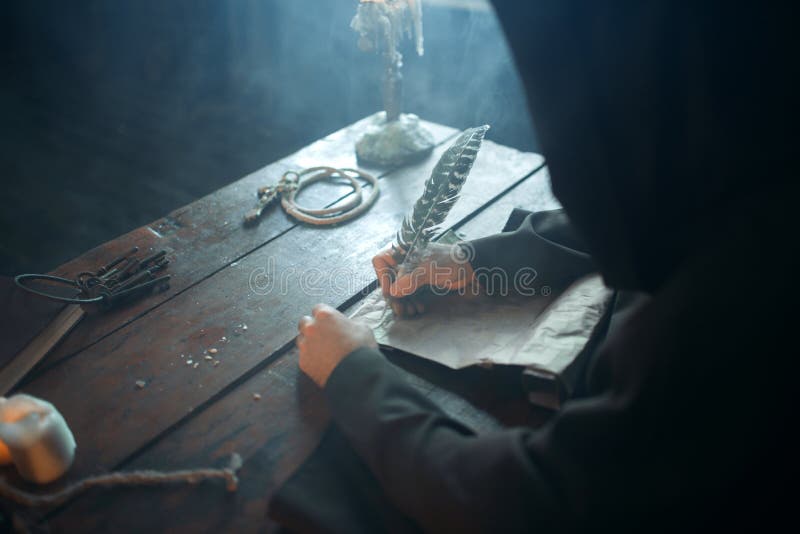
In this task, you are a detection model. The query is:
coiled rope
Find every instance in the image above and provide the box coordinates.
[245,166,379,225]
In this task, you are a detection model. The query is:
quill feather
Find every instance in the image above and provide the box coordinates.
[395,125,490,262]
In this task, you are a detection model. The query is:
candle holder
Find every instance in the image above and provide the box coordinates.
[351,0,434,167]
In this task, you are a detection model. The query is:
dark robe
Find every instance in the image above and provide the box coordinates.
[271,1,798,531]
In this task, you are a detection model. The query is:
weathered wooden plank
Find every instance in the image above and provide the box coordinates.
[17,139,544,492]
[0,305,85,395]
[47,166,558,533]
[30,116,457,375]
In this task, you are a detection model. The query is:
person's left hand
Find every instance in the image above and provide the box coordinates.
[297,303,378,387]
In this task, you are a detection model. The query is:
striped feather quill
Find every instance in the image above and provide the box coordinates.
[394,124,490,263]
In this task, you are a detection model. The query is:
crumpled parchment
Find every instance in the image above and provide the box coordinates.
[350,274,613,374]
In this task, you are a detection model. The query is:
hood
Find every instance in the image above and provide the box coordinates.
[491,1,794,291]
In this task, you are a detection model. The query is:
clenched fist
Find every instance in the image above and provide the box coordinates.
[297,303,378,387]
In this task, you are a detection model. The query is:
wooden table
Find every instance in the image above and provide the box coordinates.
[2,115,560,532]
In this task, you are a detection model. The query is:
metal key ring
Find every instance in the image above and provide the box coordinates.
[13,274,104,304]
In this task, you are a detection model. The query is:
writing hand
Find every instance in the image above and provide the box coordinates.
[371,242,476,317]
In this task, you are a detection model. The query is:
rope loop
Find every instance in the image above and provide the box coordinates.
[245,166,379,226]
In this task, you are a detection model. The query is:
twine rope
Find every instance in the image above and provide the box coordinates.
[0,453,241,508]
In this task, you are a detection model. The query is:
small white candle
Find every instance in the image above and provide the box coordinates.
[0,394,76,484]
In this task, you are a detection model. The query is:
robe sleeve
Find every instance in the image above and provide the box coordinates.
[323,346,637,532]
[464,209,595,292]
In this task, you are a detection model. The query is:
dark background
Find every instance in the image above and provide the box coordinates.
[0,0,536,275]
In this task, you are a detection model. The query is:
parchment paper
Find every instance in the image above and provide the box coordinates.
[350,275,613,373]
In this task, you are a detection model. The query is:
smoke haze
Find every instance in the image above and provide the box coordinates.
[0,0,535,273]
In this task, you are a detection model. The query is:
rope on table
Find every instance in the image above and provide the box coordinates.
[0,453,241,508]
[244,166,380,225]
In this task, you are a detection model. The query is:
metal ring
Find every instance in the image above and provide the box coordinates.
[13,274,104,304]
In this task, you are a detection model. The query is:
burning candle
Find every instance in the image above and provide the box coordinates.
[0,394,76,484]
